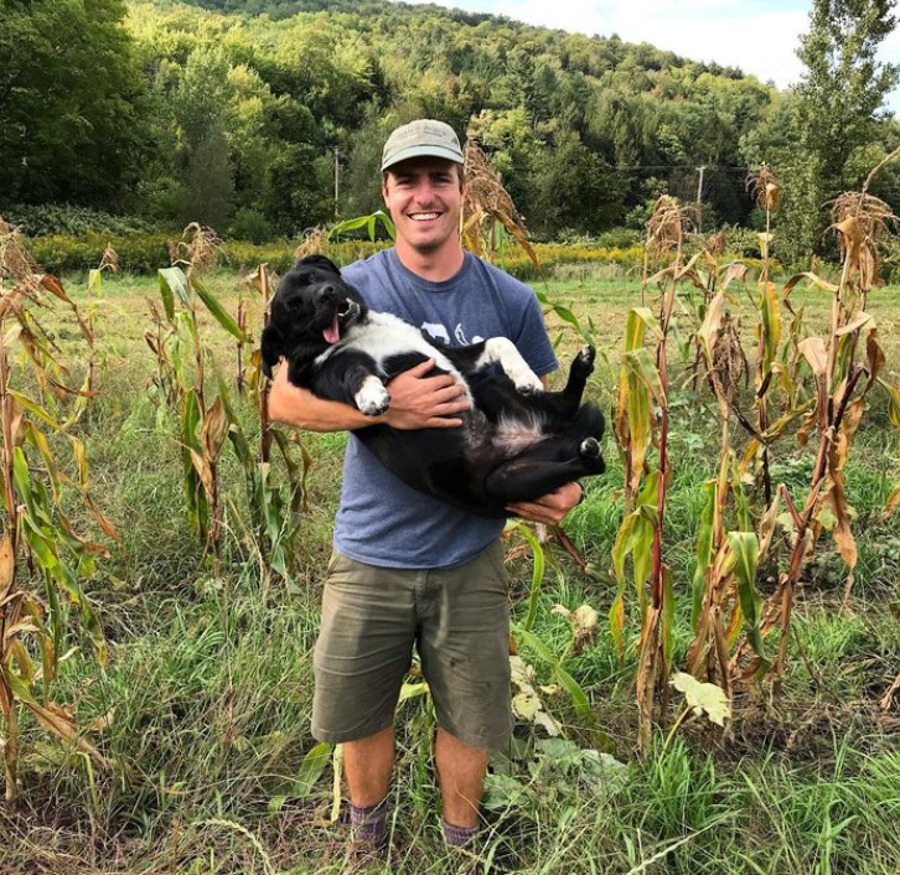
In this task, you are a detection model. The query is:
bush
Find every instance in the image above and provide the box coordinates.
[28,232,172,274]
[22,230,790,283]
[228,209,274,245]
[4,204,155,237]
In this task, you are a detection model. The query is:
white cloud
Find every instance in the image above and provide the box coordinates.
[393,0,900,113]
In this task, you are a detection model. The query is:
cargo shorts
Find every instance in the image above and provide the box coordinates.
[311,540,513,750]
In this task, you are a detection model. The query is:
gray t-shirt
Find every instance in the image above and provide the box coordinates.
[334,247,558,569]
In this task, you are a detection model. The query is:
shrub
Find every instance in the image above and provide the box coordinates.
[23,230,789,282]
[228,209,274,245]
[4,204,154,237]
[27,232,172,274]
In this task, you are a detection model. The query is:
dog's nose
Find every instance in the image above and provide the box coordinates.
[319,285,337,302]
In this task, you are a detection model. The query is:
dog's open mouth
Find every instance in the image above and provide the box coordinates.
[322,299,359,344]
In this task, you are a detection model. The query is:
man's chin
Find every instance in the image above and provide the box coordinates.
[405,232,450,254]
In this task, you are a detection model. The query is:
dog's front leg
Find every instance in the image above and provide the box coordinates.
[344,364,391,416]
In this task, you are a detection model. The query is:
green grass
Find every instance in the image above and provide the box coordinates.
[1,268,899,874]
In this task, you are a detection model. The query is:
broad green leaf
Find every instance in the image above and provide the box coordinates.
[727,531,766,661]
[691,481,716,630]
[624,308,648,352]
[514,627,594,726]
[881,379,900,430]
[610,508,654,656]
[515,522,545,632]
[193,277,251,343]
[730,455,752,533]
[293,742,333,798]
[158,267,190,319]
[628,307,662,339]
[759,281,781,373]
[8,390,63,432]
[625,348,666,405]
[637,470,660,509]
[25,422,61,502]
[330,210,395,242]
[626,377,652,490]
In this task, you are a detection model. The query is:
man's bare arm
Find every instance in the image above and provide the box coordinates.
[267,359,470,432]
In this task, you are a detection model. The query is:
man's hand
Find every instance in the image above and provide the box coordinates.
[381,358,470,430]
[507,481,584,526]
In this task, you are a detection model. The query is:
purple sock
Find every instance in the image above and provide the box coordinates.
[349,797,389,845]
[442,818,478,848]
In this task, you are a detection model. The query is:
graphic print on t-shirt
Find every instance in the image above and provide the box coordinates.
[420,320,483,346]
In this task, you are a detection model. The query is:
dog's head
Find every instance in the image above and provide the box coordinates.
[261,255,368,379]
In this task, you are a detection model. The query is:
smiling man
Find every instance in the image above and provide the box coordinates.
[268,119,584,855]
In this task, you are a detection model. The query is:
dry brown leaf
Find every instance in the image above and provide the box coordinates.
[0,530,15,602]
[798,337,828,377]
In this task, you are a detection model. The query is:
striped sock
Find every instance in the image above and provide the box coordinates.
[349,797,389,846]
[442,819,478,848]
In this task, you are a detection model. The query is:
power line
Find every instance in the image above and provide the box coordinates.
[612,164,750,171]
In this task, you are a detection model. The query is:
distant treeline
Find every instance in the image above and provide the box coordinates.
[2,0,898,258]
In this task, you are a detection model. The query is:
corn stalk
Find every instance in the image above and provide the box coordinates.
[610,197,689,752]
[742,159,897,686]
[685,291,770,693]
[229,264,312,585]
[156,245,250,561]
[0,229,113,803]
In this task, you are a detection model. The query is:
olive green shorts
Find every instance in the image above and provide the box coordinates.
[311,541,512,750]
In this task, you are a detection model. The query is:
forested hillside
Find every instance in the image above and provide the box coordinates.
[2,0,898,251]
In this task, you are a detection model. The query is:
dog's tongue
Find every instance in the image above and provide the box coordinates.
[323,315,340,344]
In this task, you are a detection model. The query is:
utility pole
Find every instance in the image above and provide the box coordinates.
[334,146,341,219]
[696,165,706,233]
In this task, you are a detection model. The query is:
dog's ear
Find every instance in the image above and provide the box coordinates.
[260,324,285,380]
[298,254,341,276]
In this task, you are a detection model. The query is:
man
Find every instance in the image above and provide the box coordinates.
[268,119,584,851]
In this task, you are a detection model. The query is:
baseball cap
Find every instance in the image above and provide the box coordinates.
[381,119,464,172]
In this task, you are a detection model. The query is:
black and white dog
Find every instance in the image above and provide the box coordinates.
[262,255,605,518]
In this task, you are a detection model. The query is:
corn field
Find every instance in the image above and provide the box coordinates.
[1,149,900,874]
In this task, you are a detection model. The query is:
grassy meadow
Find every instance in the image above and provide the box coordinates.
[2,266,900,875]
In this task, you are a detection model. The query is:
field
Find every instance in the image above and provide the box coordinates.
[2,265,900,875]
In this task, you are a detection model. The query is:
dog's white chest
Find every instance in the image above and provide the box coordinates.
[338,314,470,388]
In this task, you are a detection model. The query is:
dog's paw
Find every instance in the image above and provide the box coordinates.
[355,377,391,416]
[511,368,543,395]
[579,437,601,459]
[572,345,596,378]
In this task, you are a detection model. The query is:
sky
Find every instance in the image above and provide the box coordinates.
[391,0,900,114]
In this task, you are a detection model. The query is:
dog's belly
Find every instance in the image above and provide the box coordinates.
[490,413,549,457]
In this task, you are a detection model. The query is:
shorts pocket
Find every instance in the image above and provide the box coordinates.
[325,549,340,577]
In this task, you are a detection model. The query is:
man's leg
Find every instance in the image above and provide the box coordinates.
[344,726,396,847]
[311,552,418,846]
[435,727,489,828]
[418,541,513,845]
[344,725,395,806]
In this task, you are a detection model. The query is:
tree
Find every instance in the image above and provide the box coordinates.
[0,0,149,210]
[530,130,626,236]
[780,0,899,258]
